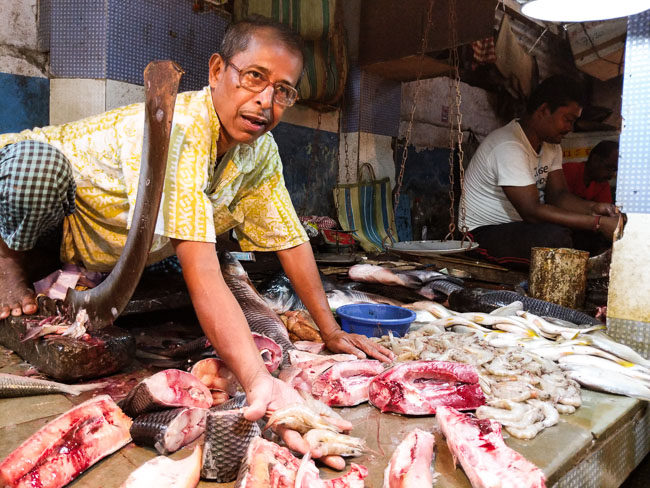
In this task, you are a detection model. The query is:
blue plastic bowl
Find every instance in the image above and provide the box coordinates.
[336,304,416,338]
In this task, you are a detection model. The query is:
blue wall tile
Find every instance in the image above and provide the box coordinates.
[272,122,339,217]
[359,70,401,137]
[0,73,49,133]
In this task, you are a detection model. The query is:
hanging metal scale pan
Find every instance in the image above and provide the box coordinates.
[388,240,479,256]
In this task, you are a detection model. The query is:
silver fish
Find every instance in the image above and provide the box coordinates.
[219,252,294,365]
[564,365,650,401]
[326,289,404,311]
[582,331,650,369]
[0,373,106,398]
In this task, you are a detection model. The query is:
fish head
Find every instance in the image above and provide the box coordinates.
[218,251,246,278]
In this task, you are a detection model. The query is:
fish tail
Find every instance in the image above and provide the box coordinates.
[63,382,108,395]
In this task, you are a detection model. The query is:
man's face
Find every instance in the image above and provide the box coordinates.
[539,101,583,144]
[209,31,303,153]
[592,149,618,182]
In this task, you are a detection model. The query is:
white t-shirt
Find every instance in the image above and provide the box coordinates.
[461,120,563,230]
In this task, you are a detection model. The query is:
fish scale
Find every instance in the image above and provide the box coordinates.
[130,406,207,455]
[201,394,261,482]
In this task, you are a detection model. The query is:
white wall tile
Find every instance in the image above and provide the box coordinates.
[50,79,105,125]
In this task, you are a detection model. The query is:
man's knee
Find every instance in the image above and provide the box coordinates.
[532,223,573,249]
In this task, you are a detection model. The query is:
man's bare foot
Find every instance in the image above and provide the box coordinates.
[0,238,37,319]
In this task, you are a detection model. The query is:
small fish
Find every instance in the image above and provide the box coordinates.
[0,373,106,398]
[564,364,650,402]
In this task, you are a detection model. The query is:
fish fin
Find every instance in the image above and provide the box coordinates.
[617,359,636,368]
[63,382,109,395]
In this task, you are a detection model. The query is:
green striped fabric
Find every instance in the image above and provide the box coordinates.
[334,178,398,253]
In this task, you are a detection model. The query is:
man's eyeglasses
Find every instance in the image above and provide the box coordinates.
[227,62,299,107]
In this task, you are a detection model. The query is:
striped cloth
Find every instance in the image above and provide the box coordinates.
[0,141,76,251]
[334,176,397,253]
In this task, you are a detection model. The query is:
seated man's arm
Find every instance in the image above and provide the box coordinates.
[545,170,618,216]
[276,242,394,362]
[502,181,618,238]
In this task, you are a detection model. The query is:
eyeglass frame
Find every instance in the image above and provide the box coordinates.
[226,61,299,107]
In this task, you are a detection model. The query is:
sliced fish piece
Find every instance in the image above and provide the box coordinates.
[0,395,132,488]
[311,359,384,406]
[120,445,202,488]
[252,332,282,372]
[437,406,546,488]
[119,369,212,417]
[219,252,295,365]
[0,373,106,397]
[190,357,239,397]
[294,341,326,354]
[202,394,261,482]
[369,360,485,415]
[383,428,435,488]
[130,406,207,455]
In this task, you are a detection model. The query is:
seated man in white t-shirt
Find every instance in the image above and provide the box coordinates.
[461,76,620,269]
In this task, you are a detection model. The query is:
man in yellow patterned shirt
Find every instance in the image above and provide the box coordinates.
[0,17,392,467]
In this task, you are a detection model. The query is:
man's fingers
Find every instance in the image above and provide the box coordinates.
[277,426,310,454]
[242,402,266,422]
[320,455,346,471]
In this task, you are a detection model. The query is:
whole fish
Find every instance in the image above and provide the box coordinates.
[326,289,404,311]
[311,359,385,406]
[563,365,650,401]
[202,394,262,483]
[259,271,305,313]
[558,355,650,385]
[0,373,106,398]
[437,406,546,488]
[0,395,132,488]
[383,428,436,488]
[582,330,650,369]
[368,360,485,415]
[219,252,295,365]
[120,445,202,488]
[130,406,207,455]
[348,264,448,289]
[119,369,212,417]
[235,436,368,488]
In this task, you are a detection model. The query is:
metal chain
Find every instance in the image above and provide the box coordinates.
[445,0,468,242]
[393,0,436,212]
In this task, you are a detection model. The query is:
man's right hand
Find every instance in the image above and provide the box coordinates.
[599,215,620,240]
[243,373,349,471]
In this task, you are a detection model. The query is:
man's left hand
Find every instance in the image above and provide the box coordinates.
[321,329,395,363]
[591,202,620,217]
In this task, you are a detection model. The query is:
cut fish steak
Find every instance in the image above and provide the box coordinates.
[437,406,546,488]
[311,359,385,406]
[235,436,368,488]
[369,360,485,415]
[384,428,436,488]
[0,395,132,488]
[119,369,212,417]
[120,445,202,488]
[130,406,207,455]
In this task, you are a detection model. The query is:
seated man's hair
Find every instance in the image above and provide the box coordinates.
[220,15,305,67]
[526,75,586,114]
[587,140,619,163]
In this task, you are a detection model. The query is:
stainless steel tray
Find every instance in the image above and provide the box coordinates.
[388,239,479,256]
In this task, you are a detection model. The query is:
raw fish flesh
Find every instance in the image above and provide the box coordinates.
[120,445,202,488]
[384,428,435,488]
[130,406,207,455]
[0,395,132,488]
[311,359,384,406]
[437,406,546,488]
[369,360,485,415]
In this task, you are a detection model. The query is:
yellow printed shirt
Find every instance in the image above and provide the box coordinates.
[0,87,307,271]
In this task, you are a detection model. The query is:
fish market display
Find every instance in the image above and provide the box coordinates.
[383,428,436,488]
[369,360,485,415]
[259,271,305,313]
[130,406,207,455]
[0,395,132,488]
[0,373,106,397]
[120,445,202,488]
[437,406,546,488]
[0,311,135,381]
[119,369,212,417]
[266,401,352,434]
[219,251,295,364]
[235,437,368,488]
[202,394,262,482]
[348,264,446,289]
[281,351,359,394]
[311,359,384,406]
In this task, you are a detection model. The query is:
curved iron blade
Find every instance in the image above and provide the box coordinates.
[65,60,184,330]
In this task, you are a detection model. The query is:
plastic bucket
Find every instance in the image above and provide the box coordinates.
[336,304,416,338]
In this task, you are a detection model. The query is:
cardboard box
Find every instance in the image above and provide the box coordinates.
[567,19,627,81]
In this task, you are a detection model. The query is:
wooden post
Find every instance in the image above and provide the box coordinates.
[529,247,590,309]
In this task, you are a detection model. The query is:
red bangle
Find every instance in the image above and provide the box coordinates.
[594,215,601,231]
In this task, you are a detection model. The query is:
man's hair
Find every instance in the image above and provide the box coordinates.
[219,15,305,68]
[587,140,619,163]
[526,75,586,114]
